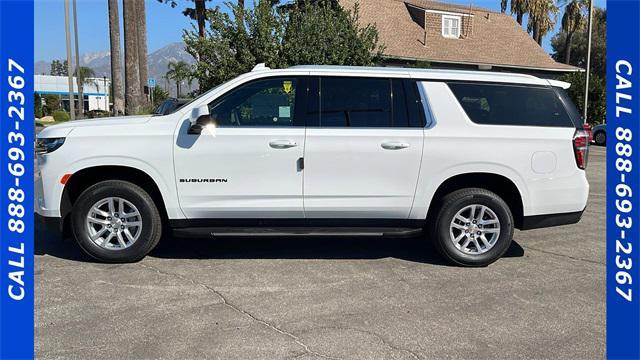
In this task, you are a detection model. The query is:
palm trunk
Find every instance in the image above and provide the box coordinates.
[564,32,573,64]
[108,0,125,115]
[123,0,141,114]
[176,82,181,98]
[195,0,206,38]
[536,24,543,45]
[135,0,149,107]
[532,20,540,44]
[72,0,84,118]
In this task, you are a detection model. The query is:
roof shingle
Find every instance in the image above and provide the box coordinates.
[341,0,580,72]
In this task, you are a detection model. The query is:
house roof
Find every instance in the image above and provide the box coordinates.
[340,0,581,72]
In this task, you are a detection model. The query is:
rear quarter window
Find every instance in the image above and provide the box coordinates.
[447,82,575,128]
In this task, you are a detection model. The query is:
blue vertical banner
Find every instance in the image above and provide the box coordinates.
[0,0,35,359]
[607,0,640,358]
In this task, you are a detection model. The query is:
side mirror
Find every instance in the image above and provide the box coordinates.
[188,105,213,135]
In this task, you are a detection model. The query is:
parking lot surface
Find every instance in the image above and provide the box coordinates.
[35,147,606,360]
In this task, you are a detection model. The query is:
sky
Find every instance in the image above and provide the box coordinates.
[34,0,607,62]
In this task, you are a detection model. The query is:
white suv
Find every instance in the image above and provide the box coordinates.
[35,65,589,266]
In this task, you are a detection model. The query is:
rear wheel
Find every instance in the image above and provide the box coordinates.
[71,180,162,263]
[594,131,606,146]
[430,188,514,266]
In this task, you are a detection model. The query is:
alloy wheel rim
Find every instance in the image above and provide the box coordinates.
[86,197,142,250]
[449,204,500,255]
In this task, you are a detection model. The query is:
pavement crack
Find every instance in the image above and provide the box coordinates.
[521,245,604,266]
[137,262,340,360]
[309,326,421,360]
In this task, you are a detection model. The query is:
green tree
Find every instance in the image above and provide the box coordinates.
[34,93,43,118]
[166,60,193,97]
[152,86,170,107]
[559,72,605,125]
[183,0,285,91]
[184,0,384,93]
[281,2,384,67]
[551,7,606,78]
[158,0,211,38]
[74,66,96,117]
[559,0,586,64]
[527,0,559,45]
[43,94,61,116]
[50,60,68,76]
[500,0,528,25]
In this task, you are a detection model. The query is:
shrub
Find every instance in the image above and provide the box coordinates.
[52,111,70,122]
[43,94,61,116]
[86,110,111,118]
[34,93,43,118]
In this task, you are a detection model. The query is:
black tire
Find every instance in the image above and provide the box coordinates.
[594,131,606,146]
[71,180,162,263]
[429,188,514,267]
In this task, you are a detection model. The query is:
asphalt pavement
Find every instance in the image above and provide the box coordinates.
[35,146,606,360]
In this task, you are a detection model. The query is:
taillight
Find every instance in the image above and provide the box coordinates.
[573,129,590,169]
[582,123,593,142]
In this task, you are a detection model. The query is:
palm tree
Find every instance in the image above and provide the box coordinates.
[76,66,97,90]
[527,0,559,45]
[123,0,141,114]
[135,0,149,106]
[158,0,208,38]
[166,61,192,98]
[74,66,97,115]
[500,0,528,25]
[108,0,124,115]
[560,0,586,64]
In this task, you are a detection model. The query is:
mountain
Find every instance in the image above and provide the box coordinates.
[35,42,197,96]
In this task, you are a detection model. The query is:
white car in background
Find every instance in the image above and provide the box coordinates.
[35,64,589,266]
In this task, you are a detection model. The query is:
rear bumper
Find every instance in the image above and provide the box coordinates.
[519,208,585,230]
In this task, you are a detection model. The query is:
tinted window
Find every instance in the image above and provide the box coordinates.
[320,77,392,127]
[448,82,574,127]
[556,88,583,128]
[392,80,409,127]
[208,78,296,127]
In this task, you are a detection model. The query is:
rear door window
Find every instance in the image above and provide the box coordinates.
[447,82,575,127]
[319,77,392,127]
[305,77,423,128]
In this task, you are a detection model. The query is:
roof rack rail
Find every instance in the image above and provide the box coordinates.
[251,63,270,72]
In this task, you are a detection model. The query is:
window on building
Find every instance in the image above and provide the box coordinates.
[442,15,461,38]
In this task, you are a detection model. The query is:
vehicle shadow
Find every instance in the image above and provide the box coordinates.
[35,224,525,266]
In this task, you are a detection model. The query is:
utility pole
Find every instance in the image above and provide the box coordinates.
[583,0,594,124]
[64,0,75,120]
[72,0,83,118]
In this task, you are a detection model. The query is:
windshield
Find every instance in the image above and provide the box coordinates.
[152,82,227,116]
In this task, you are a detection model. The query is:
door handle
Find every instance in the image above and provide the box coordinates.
[381,141,410,150]
[269,140,298,149]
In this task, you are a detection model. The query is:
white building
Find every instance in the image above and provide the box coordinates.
[35,75,110,113]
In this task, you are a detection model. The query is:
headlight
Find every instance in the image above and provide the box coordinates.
[35,137,65,154]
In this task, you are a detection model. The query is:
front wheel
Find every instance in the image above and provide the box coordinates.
[71,180,162,263]
[430,188,514,267]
